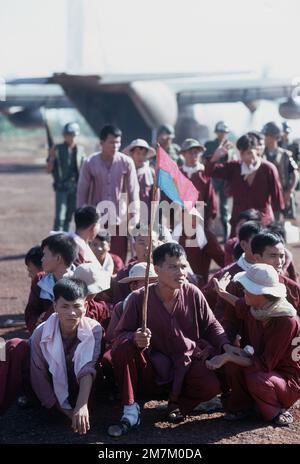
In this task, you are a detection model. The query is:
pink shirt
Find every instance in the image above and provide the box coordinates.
[76,151,140,225]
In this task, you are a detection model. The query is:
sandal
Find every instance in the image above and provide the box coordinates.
[273,410,293,426]
[167,401,185,423]
[107,417,140,438]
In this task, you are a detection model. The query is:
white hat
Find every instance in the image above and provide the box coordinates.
[118,262,157,284]
[73,263,110,295]
[123,139,155,159]
[233,263,286,298]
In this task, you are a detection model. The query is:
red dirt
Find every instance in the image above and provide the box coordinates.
[1,134,300,444]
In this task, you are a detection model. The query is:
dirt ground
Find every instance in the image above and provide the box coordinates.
[1,134,300,444]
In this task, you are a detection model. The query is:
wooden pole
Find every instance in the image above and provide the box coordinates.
[141,144,160,332]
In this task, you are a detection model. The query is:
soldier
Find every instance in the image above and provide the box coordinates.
[279,121,300,164]
[203,121,234,241]
[46,122,86,232]
[262,121,299,219]
[156,124,184,166]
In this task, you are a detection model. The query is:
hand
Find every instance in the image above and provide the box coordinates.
[205,354,227,370]
[48,146,56,161]
[134,328,151,349]
[193,345,213,362]
[211,146,228,162]
[72,404,90,435]
[223,343,248,358]
[213,272,231,295]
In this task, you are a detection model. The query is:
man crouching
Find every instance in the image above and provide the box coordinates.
[30,277,102,435]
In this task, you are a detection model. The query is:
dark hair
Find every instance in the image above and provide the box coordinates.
[41,234,77,267]
[53,277,88,301]
[153,242,186,266]
[99,124,122,141]
[238,221,262,242]
[236,134,258,152]
[25,245,43,268]
[266,222,286,243]
[95,232,111,243]
[237,208,261,223]
[251,232,283,256]
[264,294,281,302]
[75,205,99,230]
[247,131,264,143]
[233,242,243,261]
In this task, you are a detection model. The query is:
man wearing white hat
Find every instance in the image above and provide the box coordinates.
[207,263,300,426]
[124,139,156,224]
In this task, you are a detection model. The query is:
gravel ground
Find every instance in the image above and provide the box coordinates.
[1,135,300,444]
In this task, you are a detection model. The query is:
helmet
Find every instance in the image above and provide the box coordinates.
[157,124,175,137]
[63,122,80,136]
[261,122,281,137]
[282,121,291,133]
[214,121,230,133]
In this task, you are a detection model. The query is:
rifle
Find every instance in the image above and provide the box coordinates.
[42,108,54,151]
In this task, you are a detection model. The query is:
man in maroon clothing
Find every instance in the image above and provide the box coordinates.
[124,138,156,223]
[208,263,300,425]
[24,234,77,334]
[205,133,285,237]
[178,138,224,284]
[107,242,239,437]
[202,221,261,318]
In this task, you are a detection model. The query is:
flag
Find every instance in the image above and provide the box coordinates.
[157,145,199,213]
[156,144,207,248]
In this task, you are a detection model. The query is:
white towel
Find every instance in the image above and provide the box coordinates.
[40,313,100,409]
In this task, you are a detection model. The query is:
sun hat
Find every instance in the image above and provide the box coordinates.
[118,262,157,284]
[73,263,110,294]
[233,263,286,298]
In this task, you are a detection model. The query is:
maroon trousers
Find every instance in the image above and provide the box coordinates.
[0,338,30,415]
[225,363,300,420]
[111,339,221,414]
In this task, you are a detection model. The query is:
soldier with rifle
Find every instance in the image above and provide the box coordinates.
[46,122,86,231]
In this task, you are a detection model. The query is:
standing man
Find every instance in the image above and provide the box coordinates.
[76,125,140,262]
[203,121,234,241]
[47,122,85,232]
[262,121,299,219]
[156,124,183,166]
[279,121,300,164]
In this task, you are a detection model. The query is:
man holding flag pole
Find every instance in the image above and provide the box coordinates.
[107,146,239,438]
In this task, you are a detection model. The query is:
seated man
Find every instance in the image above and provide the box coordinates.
[208,263,300,426]
[24,233,77,334]
[107,242,238,437]
[25,245,43,280]
[90,232,124,277]
[30,278,102,435]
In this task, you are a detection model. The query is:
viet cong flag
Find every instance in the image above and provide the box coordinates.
[156,144,207,248]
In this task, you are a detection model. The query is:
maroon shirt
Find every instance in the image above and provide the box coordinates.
[24,272,53,334]
[111,253,124,274]
[205,159,285,234]
[233,298,300,391]
[112,257,138,304]
[115,282,229,395]
[180,168,217,224]
[115,283,229,358]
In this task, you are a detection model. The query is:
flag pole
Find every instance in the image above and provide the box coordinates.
[141,144,160,332]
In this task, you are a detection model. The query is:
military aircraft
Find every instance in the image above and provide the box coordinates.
[1,70,300,145]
